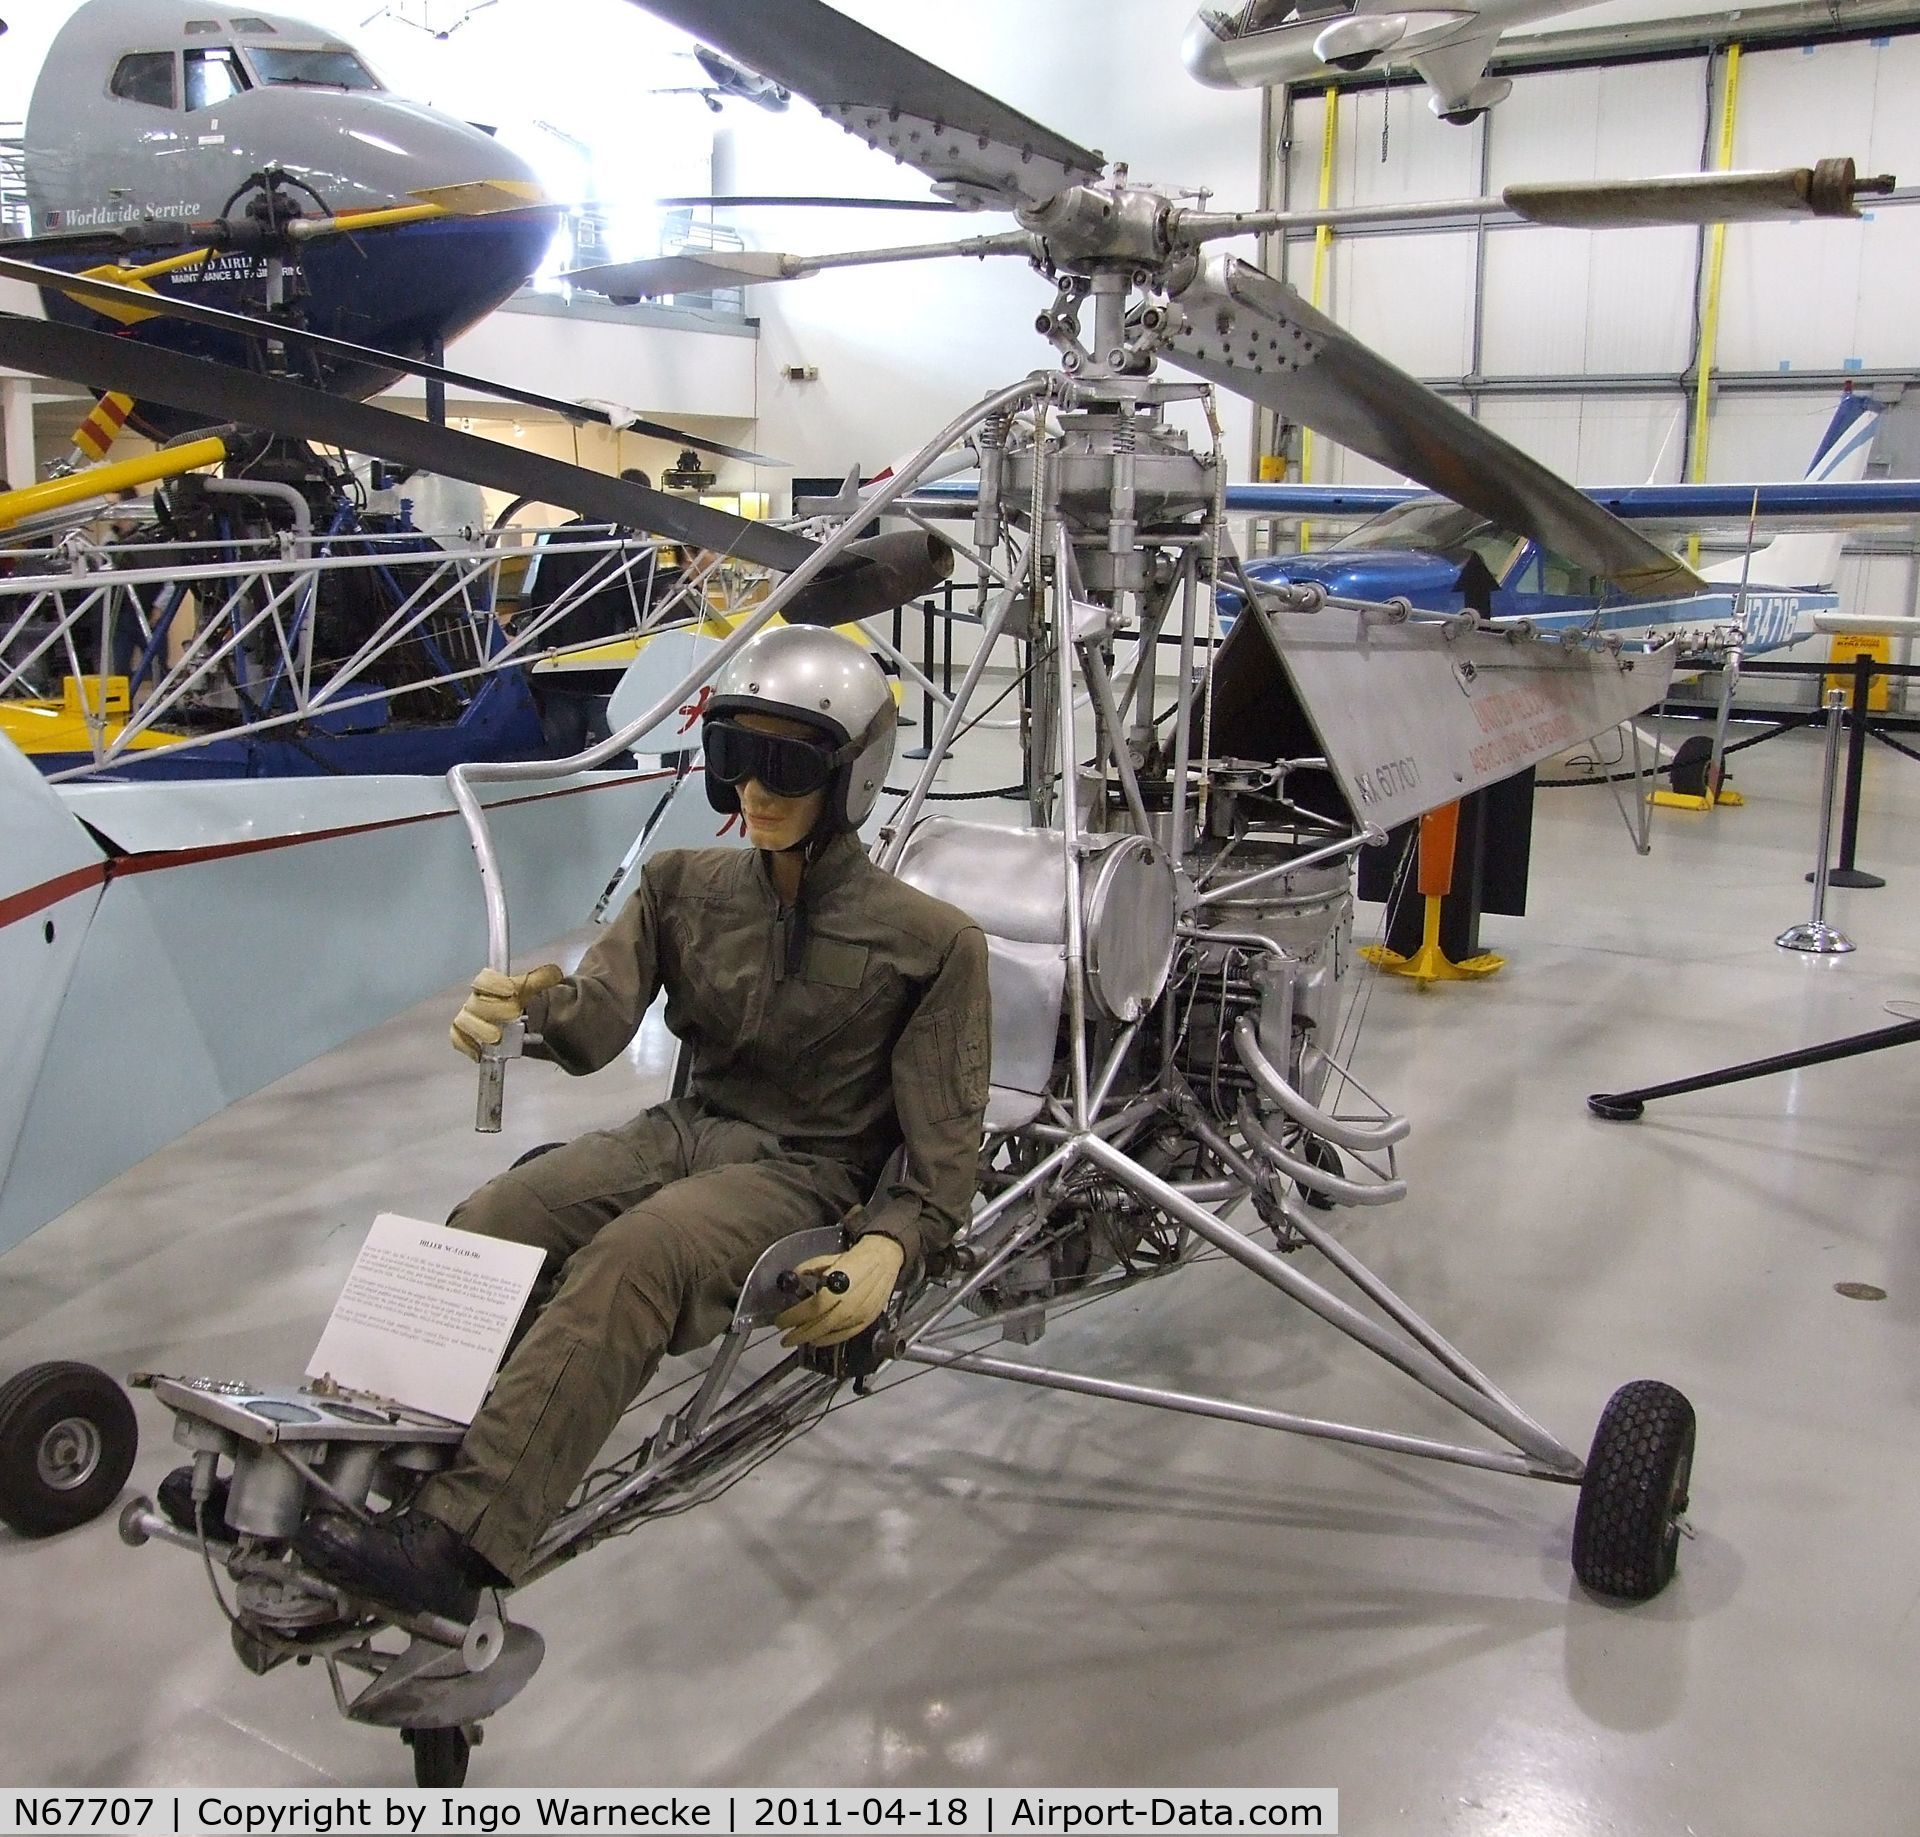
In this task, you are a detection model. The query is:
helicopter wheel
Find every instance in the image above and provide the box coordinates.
[0,1361,138,1538]
[1296,1135,1343,1213]
[1571,1380,1696,1600]
[403,1724,477,1788]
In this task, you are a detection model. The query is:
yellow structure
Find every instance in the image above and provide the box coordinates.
[1358,802,1505,984]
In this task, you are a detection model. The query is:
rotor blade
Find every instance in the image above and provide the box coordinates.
[567,252,797,295]
[1506,159,1895,228]
[655,195,968,211]
[0,250,779,465]
[407,180,555,216]
[628,0,1104,209]
[0,313,819,571]
[1165,255,1702,601]
[566,230,1029,300]
[1177,161,1896,243]
[0,222,198,261]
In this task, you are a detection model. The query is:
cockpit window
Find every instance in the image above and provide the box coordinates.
[1217,0,1355,35]
[230,16,279,30]
[1340,499,1498,555]
[245,46,380,90]
[1339,499,1530,575]
[110,52,177,109]
[183,45,249,110]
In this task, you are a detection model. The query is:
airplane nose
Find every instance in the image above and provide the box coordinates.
[1180,13,1239,88]
[231,91,549,215]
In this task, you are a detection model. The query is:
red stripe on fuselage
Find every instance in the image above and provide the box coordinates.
[0,770,670,933]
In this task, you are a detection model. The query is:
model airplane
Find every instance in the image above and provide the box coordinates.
[1181,0,1605,123]
[1226,392,1898,655]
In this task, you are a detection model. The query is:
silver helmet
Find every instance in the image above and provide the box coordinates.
[703,625,897,831]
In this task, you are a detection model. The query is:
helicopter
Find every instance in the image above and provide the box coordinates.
[0,0,1897,1789]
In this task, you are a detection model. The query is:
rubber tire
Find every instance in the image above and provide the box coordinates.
[1298,1136,1343,1213]
[406,1726,471,1788]
[1571,1379,1696,1601]
[1666,734,1714,798]
[0,1361,139,1538]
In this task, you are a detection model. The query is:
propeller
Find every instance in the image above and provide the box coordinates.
[0,249,781,465]
[625,0,1717,601]
[0,312,817,573]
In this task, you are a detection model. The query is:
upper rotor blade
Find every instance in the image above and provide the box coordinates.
[628,0,1104,209]
[0,314,817,571]
[0,250,779,465]
[1166,255,1702,602]
[1507,159,1894,228]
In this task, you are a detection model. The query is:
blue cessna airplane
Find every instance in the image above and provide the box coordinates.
[1217,393,1920,656]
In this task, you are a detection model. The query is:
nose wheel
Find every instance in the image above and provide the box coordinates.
[0,1361,138,1538]
[403,1723,479,1788]
[1572,1379,1696,1600]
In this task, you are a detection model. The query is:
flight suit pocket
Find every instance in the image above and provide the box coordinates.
[905,1010,989,1123]
[781,951,889,1057]
[802,938,869,988]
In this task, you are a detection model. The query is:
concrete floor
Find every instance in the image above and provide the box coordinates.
[2,718,1917,1832]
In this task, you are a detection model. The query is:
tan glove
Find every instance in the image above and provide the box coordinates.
[775,1234,905,1348]
[449,963,564,1061]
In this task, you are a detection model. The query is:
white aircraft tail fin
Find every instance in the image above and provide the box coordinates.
[1699,393,1884,591]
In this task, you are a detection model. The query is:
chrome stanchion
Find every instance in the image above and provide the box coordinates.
[1778,688,1856,955]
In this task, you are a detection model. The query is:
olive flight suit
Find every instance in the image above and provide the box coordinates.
[415,829,991,1580]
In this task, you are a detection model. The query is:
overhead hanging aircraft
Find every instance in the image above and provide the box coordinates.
[1181,0,1606,123]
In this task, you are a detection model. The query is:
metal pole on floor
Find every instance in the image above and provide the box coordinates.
[1818,649,1885,889]
[901,597,936,759]
[1778,688,1855,955]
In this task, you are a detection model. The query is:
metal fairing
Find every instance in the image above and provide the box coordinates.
[0,754,713,1253]
[1212,601,1677,832]
[0,743,107,1207]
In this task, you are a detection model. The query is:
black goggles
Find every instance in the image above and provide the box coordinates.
[703,718,844,799]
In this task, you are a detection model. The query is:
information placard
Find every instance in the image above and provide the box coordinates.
[306,1213,543,1424]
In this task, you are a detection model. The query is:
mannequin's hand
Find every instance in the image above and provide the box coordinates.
[450,963,564,1061]
[775,1235,905,1347]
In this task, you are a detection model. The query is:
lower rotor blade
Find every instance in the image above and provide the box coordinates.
[0,250,779,465]
[655,195,967,211]
[0,313,817,571]
[1166,255,1701,601]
